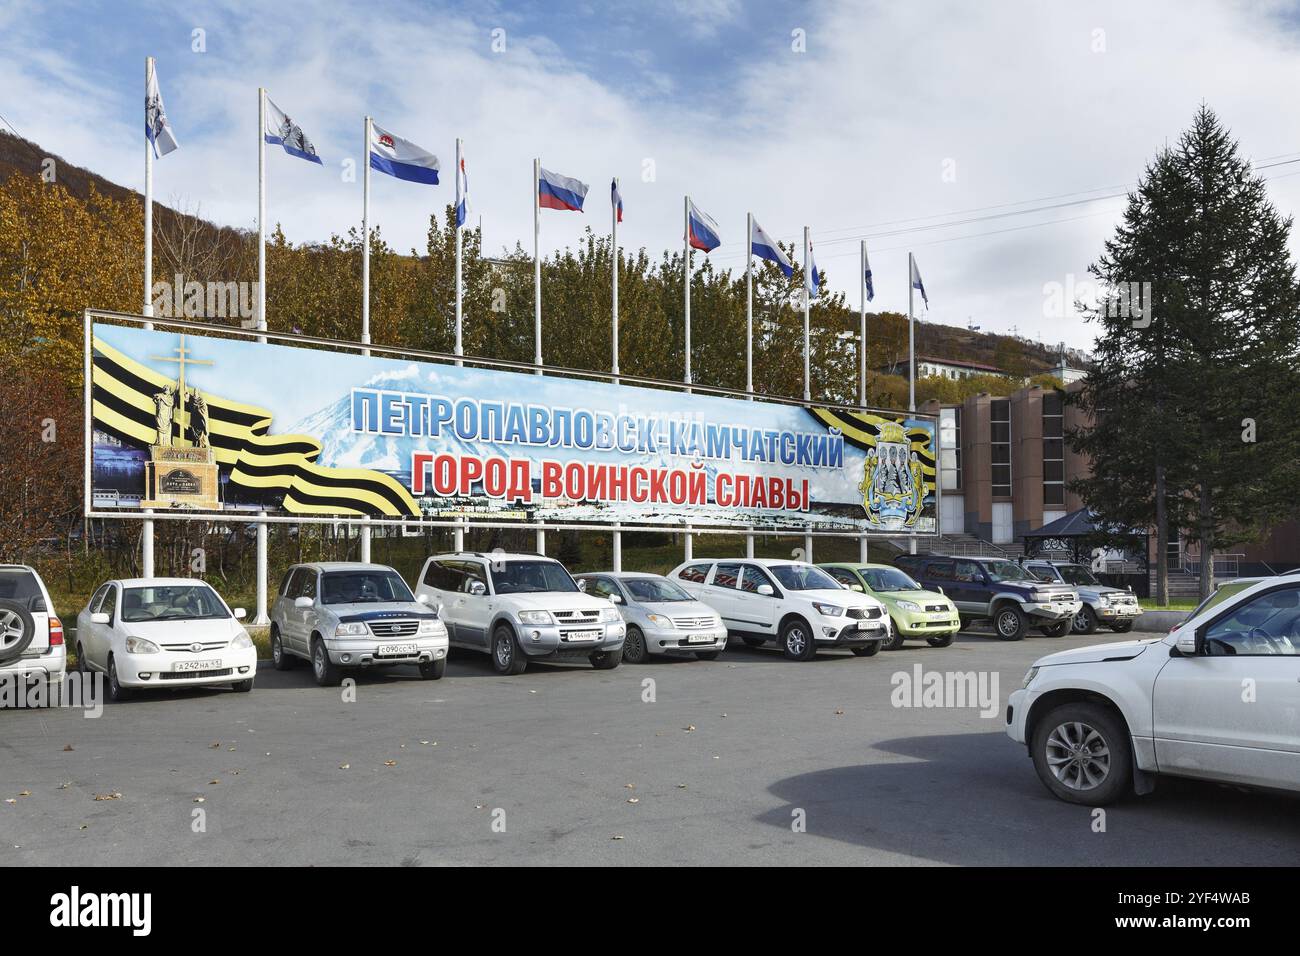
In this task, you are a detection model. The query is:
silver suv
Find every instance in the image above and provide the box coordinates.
[269,562,449,686]
[1023,560,1143,635]
[414,552,625,675]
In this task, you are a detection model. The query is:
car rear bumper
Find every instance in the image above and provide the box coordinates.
[1,646,67,684]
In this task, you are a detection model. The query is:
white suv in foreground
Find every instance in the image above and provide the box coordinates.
[0,565,66,687]
[668,558,889,660]
[415,553,625,674]
[1007,573,1300,805]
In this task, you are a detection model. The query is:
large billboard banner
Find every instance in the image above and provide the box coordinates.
[89,322,938,534]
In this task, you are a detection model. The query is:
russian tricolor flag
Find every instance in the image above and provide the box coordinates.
[750,218,792,277]
[539,167,588,212]
[611,178,623,223]
[687,199,721,252]
[369,123,440,185]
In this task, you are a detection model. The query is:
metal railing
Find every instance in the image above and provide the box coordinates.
[1178,553,1244,578]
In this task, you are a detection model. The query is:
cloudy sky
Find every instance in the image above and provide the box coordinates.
[3,0,1299,352]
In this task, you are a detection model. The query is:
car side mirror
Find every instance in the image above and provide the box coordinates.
[937,586,945,595]
[90,612,110,625]
[416,593,429,605]
[469,580,487,597]
[577,579,588,592]
[757,584,774,596]
[609,593,623,604]
[436,602,445,618]
[850,584,863,592]
[233,608,247,620]
[294,596,313,608]
[1176,627,1199,655]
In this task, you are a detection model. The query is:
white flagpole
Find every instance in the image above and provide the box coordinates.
[908,252,916,413]
[141,56,155,580]
[533,159,545,555]
[859,240,867,406]
[745,211,754,560]
[611,177,621,570]
[803,225,813,563]
[254,86,270,621]
[803,226,811,403]
[360,115,373,564]
[455,137,463,368]
[683,195,692,562]
[453,137,465,553]
[533,158,542,377]
[908,252,917,557]
[859,238,868,564]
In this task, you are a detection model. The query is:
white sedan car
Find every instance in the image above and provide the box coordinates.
[75,578,258,701]
[1007,573,1300,804]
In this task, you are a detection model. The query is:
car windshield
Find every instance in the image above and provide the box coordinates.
[121,585,229,622]
[0,569,46,612]
[1187,581,1255,620]
[769,564,840,591]
[862,568,922,592]
[623,577,692,602]
[321,571,414,605]
[985,561,1033,583]
[1055,565,1100,586]
[493,560,579,594]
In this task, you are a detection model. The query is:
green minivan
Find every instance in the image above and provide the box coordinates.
[818,562,961,649]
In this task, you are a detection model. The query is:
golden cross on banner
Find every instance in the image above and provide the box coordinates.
[149,334,213,447]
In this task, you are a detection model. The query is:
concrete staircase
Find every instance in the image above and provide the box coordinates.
[1148,569,1205,599]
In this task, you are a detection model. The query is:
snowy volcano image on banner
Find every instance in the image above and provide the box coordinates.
[89,322,937,533]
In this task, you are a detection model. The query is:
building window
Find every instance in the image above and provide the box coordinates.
[991,399,1011,497]
[939,406,962,492]
[1042,392,1064,506]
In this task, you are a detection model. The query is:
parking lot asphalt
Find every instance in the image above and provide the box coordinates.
[2,627,1297,867]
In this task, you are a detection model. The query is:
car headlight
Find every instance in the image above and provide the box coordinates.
[335,622,368,637]
[230,630,254,650]
[813,603,843,617]
[712,614,724,627]
[1032,590,1054,603]
[518,610,553,626]
[1022,666,1039,689]
[895,600,920,612]
[125,636,160,654]
[600,606,621,622]
[646,612,674,628]
[418,619,441,635]
[1097,594,1111,606]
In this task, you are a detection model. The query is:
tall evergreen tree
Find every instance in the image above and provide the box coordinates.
[1071,105,1300,599]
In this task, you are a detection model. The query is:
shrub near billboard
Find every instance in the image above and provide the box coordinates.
[89,321,938,534]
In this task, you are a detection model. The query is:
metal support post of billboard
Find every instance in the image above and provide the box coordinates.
[860,534,868,563]
[612,522,622,572]
[252,86,270,622]
[612,181,621,570]
[744,211,754,562]
[360,115,374,565]
[683,525,693,561]
[683,195,692,559]
[141,57,156,581]
[803,226,812,569]
[536,527,546,555]
[454,521,464,551]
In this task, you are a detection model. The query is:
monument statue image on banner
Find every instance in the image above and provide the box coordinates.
[140,334,222,511]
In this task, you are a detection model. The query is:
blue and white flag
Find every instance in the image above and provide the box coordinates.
[145,64,179,158]
[864,246,875,302]
[264,97,322,164]
[910,255,929,308]
[749,218,792,277]
[806,234,820,297]
[455,142,469,227]
[370,122,439,185]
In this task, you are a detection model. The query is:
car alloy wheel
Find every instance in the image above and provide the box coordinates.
[0,606,28,658]
[313,643,326,678]
[623,627,648,664]
[996,609,1022,639]
[1045,720,1111,791]
[495,635,513,669]
[785,625,808,657]
[1072,606,1098,635]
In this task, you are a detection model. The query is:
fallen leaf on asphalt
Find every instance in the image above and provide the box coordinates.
[384,760,397,767]
[92,792,121,801]
[209,742,221,749]
[18,790,31,797]
[62,744,74,752]
[683,725,696,733]
[57,782,71,790]
[624,783,635,790]
[611,835,624,840]
[227,747,236,752]
[193,797,205,804]
[339,763,350,770]
[3,799,14,805]
[677,784,687,789]
[720,713,728,718]
[834,708,844,716]
[626,797,639,804]
[78,825,87,830]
